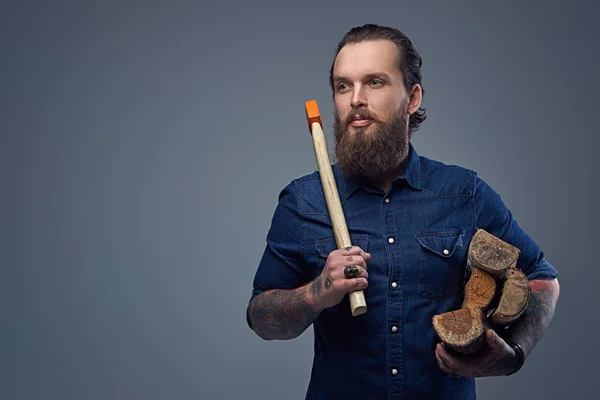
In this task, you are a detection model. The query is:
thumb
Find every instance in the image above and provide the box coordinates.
[485,329,503,349]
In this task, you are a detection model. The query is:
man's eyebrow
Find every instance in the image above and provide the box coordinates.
[332,72,391,83]
[332,75,350,83]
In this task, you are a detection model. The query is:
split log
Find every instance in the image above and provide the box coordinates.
[492,267,531,325]
[461,267,496,311]
[432,307,487,354]
[468,229,519,279]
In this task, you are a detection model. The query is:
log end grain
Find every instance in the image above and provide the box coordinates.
[433,308,487,354]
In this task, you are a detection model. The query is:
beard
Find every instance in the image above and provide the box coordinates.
[333,107,410,184]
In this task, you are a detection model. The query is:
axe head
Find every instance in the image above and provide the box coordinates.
[305,100,323,133]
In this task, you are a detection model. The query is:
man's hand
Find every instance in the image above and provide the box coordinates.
[248,246,371,341]
[435,329,518,378]
[308,246,371,312]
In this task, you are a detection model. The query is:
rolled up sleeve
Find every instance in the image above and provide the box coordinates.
[473,176,559,281]
[247,181,310,328]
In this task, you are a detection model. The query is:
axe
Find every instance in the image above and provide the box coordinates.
[305,99,367,317]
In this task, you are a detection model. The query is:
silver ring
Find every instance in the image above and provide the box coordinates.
[344,265,359,279]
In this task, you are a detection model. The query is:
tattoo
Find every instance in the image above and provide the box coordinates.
[311,276,322,297]
[248,287,320,340]
[345,246,352,251]
[479,354,516,377]
[324,277,332,289]
[507,280,559,358]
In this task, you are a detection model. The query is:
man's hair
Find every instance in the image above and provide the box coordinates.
[329,24,426,134]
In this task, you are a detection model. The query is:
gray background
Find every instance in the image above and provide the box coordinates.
[1,0,598,399]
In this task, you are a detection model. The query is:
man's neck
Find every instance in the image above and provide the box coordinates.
[371,154,410,193]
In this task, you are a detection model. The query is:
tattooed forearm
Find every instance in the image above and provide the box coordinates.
[507,279,560,357]
[248,285,320,341]
[311,276,323,298]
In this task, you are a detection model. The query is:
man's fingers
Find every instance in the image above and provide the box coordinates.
[342,255,368,270]
[436,343,465,371]
[341,246,360,254]
[436,344,466,378]
[343,265,369,279]
[342,277,368,291]
[340,246,371,261]
[435,346,448,371]
[357,266,368,278]
[435,345,455,375]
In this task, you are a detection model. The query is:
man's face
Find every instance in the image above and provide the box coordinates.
[331,39,415,183]
[332,39,409,133]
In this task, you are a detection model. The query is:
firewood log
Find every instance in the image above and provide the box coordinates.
[492,267,531,325]
[433,229,531,354]
[461,267,496,311]
[468,229,519,279]
[432,308,487,354]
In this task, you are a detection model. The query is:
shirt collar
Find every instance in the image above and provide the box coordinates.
[333,143,422,204]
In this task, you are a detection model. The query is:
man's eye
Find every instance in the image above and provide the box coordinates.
[370,79,383,86]
[337,83,349,91]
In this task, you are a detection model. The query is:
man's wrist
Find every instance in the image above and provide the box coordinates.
[306,282,325,313]
[505,342,525,375]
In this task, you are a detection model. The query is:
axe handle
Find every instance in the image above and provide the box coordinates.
[310,121,367,317]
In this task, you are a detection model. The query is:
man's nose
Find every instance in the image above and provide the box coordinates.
[351,86,367,108]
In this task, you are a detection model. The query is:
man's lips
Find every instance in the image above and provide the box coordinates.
[350,118,373,127]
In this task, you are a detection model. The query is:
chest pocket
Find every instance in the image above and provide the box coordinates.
[314,236,369,277]
[416,230,466,301]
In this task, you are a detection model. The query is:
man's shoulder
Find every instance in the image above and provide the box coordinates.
[418,154,478,197]
[276,170,328,214]
[282,170,322,192]
[294,170,322,184]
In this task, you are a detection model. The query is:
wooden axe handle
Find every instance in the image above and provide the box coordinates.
[305,100,367,317]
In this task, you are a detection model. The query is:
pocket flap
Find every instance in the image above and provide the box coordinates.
[416,231,464,258]
[315,236,369,259]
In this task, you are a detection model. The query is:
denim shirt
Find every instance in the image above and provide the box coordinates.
[247,144,558,399]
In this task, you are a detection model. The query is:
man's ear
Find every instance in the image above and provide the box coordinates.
[407,84,423,115]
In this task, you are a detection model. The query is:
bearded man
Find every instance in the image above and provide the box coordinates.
[246,24,560,400]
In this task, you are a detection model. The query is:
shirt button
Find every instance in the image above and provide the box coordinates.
[443,249,449,255]
[388,237,395,244]
[384,198,390,203]
[392,369,398,375]
[391,326,398,333]
[391,282,398,288]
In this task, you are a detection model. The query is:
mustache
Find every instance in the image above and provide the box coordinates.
[342,109,380,126]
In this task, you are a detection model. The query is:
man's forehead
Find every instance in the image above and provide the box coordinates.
[333,39,400,78]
